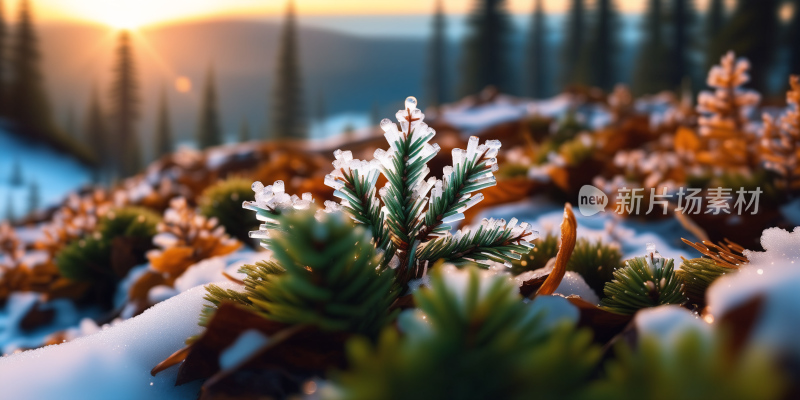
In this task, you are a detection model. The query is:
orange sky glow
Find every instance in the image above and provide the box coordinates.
[12,0,717,29]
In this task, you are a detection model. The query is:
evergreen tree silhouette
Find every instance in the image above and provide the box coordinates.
[27,180,39,215]
[634,0,670,95]
[83,87,107,181]
[198,64,222,149]
[787,0,800,75]
[272,0,306,139]
[315,90,325,122]
[580,0,617,91]
[239,118,250,143]
[459,0,513,96]
[711,0,779,94]
[704,0,725,73]
[370,102,380,126]
[10,0,54,138]
[9,158,22,186]
[109,30,140,177]
[427,0,448,107]
[154,86,172,158]
[4,192,13,222]
[561,0,585,87]
[0,0,7,115]
[668,0,695,89]
[524,0,547,98]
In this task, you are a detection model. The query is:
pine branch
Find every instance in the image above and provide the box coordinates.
[600,248,687,315]
[415,217,536,267]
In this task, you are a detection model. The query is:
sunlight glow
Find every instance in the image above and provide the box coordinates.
[175,77,192,93]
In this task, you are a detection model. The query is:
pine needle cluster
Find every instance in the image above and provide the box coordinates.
[327,267,601,400]
[567,237,623,295]
[203,211,397,337]
[675,257,734,306]
[321,96,536,286]
[599,247,686,315]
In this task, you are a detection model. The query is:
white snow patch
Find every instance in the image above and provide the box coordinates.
[635,306,711,349]
[0,128,91,220]
[0,281,242,400]
[707,226,800,358]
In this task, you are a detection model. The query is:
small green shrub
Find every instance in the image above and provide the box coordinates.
[199,177,257,245]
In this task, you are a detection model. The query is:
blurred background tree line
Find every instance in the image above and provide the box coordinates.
[1,0,799,180]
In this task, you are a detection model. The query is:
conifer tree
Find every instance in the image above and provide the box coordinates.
[524,0,546,98]
[704,0,725,72]
[9,158,22,186]
[198,64,222,149]
[427,0,448,107]
[10,0,54,138]
[580,0,617,91]
[27,180,39,215]
[459,0,514,96]
[108,30,140,177]
[634,0,670,95]
[271,0,306,139]
[371,102,380,126]
[83,87,107,181]
[315,90,325,122]
[238,118,250,143]
[0,0,7,115]
[561,0,585,87]
[668,0,695,89]
[154,87,172,158]
[711,0,779,93]
[4,193,13,222]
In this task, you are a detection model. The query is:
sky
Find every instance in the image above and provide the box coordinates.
[13,0,720,29]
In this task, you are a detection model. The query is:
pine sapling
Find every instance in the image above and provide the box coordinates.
[322,96,537,286]
[599,243,686,315]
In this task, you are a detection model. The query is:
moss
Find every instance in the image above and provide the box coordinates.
[510,231,559,275]
[567,238,623,296]
[198,177,257,245]
[675,257,735,307]
[56,206,160,283]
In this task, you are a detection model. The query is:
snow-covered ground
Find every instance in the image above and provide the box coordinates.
[0,128,91,220]
[0,281,242,400]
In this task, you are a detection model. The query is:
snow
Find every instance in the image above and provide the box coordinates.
[706,226,800,358]
[0,281,242,400]
[218,329,269,370]
[0,292,102,355]
[514,260,601,305]
[0,128,91,221]
[475,197,693,262]
[634,305,711,348]
[439,94,574,135]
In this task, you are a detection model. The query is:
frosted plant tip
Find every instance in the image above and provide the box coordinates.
[405,96,418,110]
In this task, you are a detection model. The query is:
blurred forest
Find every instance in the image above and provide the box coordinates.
[0,0,798,182]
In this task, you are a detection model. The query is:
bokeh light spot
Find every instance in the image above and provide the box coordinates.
[175,76,192,93]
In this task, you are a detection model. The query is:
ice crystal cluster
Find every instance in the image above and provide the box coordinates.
[243,179,314,242]
[696,51,761,138]
[318,96,537,284]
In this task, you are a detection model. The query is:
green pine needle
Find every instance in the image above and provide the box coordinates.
[599,255,686,315]
[200,211,398,338]
[198,177,256,244]
[328,267,601,400]
[675,257,736,306]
